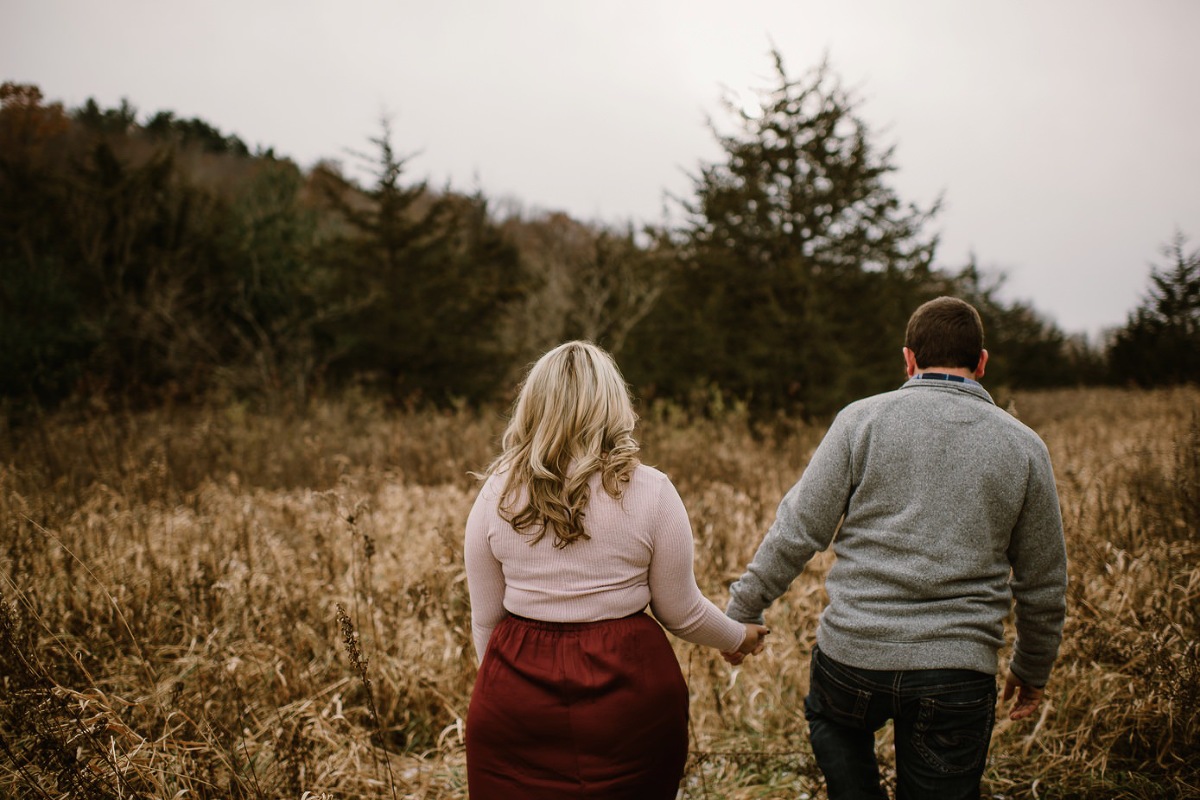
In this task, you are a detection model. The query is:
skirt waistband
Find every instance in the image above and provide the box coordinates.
[504,609,648,632]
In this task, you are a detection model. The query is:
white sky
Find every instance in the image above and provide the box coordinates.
[4,0,1198,339]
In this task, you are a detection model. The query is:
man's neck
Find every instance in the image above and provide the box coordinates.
[911,368,982,386]
[914,367,977,380]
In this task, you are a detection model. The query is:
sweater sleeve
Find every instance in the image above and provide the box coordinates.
[647,477,747,652]
[464,481,507,664]
[1006,442,1068,686]
[726,413,853,624]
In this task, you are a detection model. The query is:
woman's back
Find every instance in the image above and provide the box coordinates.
[465,463,743,660]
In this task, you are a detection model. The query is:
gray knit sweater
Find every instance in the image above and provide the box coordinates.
[727,378,1068,686]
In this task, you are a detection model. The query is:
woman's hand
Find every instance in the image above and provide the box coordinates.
[722,623,770,666]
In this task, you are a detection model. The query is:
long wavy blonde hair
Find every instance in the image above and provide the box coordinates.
[487,341,640,548]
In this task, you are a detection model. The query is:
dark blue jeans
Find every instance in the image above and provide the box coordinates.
[804,646,997,800]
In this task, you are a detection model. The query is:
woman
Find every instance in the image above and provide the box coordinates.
[464,341,768,799]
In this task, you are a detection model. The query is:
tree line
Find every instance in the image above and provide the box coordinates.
[1,53,1195,423]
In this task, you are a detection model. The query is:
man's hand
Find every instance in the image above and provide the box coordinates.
[1002,671,1045,721]
[721,623,770,666]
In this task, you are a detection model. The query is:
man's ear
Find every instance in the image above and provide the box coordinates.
[903,347,919,378]
[975,349,989,379]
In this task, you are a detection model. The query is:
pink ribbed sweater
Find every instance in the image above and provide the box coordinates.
[464,463,746,663]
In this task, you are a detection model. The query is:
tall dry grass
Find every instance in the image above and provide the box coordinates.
[1,387,1197,799]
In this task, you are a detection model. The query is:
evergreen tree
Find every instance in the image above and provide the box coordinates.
[629,51,939,414]
[318,120,524,403]
[1109,232,1200,386]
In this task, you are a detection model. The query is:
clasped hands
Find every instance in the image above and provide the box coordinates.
[721,623,770,666]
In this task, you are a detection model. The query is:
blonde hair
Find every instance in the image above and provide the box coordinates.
[487,341,640,548]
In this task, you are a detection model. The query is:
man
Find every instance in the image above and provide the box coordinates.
[726,296,1068,799]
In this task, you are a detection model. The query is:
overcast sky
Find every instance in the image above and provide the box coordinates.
[4,0,1198,339]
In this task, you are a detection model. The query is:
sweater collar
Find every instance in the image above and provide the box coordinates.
[901,375,995,405]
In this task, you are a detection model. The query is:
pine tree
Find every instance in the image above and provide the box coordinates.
[1109,232,1200,386]
[318,119,525,403]
[631,51,939,414]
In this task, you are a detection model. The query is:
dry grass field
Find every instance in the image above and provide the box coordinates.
[1,387,1197,799]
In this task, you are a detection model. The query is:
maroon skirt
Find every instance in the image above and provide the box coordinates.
[465,612,690,799]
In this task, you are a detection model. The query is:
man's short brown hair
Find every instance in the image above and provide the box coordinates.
[905,297,984,370]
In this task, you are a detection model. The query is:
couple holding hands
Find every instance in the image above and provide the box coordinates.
[463,297,1068,800]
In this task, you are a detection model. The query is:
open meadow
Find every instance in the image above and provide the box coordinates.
[1,387,1197,799]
